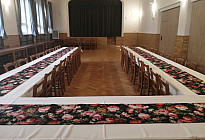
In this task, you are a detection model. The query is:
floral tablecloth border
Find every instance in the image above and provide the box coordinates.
[0,103,205,125]
[128,47,205,95]
[0,47,75,97]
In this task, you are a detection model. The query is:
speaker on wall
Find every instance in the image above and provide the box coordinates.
[52,30,59,39]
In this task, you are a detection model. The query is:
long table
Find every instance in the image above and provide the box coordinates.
[0,46,205,140]
[124,46,205,96]
[0,96,204,140]
[0,47,78,104]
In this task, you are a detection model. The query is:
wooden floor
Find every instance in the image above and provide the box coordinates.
[64,45,139,97]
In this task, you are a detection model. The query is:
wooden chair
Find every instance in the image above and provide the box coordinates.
[204,67,205,75]
[141,63,150,96]
[44,71,55,97]
[175,58,185,65]
[84,39,91,50]
[137,58,144,93]
[38,52,45,57]
[76,47,81,69]
[69,38,76,47]
[159,51,165,57]
[49,48,55,52]
[16,58,28,67]
[185,61,197,71]
[150,48,154,52]
[45,49,50,55]
[130,53,138,85]
[164,53,171,60]
[53,61,66,97]
[68,55,74,82]
[129,53,134,82]
[149,68,160,96]
[158,77,171,95]
[33,71,54,97]
[121,46,125,68]
[52,64,62,96]
[124,49,129,74]
[4,62,17,72]
[90,38,97,50]
[54,45,60,50]
[153,49,158,54]
[30,54,39,61]
[65,56,72,85]
[79,38,85,48]
[60,59,67,93]
[33,78,46,97]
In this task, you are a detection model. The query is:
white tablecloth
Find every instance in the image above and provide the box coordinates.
[0,96,205,140]
[124,46,205,96]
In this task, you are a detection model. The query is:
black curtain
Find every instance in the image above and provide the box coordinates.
[69,0,122,37]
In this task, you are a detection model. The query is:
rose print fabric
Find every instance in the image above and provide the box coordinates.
[129,47,205,95]
[0,103,205,125]
[0,47,75,97]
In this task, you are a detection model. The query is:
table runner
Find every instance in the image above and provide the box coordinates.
[0,103,205,125]
[0,47,75,97]
[128,47,205,95]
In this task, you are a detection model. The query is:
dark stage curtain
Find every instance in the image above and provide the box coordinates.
[69,0,122,37]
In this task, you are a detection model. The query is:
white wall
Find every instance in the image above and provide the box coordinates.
[137,0,159,34]
[1,0,18,35]
[123,0,139,33]
[49,0,70,34]
[137,0,193,36]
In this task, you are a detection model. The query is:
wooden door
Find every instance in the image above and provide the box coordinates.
[159,7,180,58]
[188,0,205,73]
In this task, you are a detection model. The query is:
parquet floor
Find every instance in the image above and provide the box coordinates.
[64,45,140,97]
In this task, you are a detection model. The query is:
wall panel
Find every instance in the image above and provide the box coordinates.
[188,0,205,73]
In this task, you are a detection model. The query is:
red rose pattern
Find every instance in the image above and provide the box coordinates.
[0,103,204,125]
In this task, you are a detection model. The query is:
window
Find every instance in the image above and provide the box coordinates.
[20,0,32,35]
[47,2,53,34]
[0,0,7,47]
[36,0,45,34]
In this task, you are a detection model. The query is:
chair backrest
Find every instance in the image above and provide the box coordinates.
[159,51,165,57]
[45,49,50,54]
[164,53,171,60]
[49,48,55,52]
[152,49,158,54]
[175,58,185,65]
[85,39,91,44]
[150,68,160,95]
[30,54,39,61]
[158,77,170,95]
[54,45,60,50]
[4,62,17,72]
[142,63,150,77]
[44,71,54,97]
[38,52,45,58]
[33,78,46,97]
[185,61,197,71]
[16,58,28,67]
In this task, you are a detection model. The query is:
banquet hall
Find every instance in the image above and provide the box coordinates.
[0,0,205,139]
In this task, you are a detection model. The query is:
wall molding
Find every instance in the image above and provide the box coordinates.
[159,2,180,12]
[191,0,200,2]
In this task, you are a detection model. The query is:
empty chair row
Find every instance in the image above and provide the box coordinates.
[121,47,171,96]
[3,46,62,72]
[33,47,81,97]
[139,45,198,71]
[64,38,97,50]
